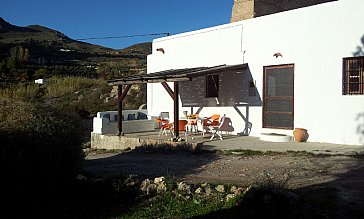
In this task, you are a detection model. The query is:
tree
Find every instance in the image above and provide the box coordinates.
[23,48,30,63]
[7,47,19,69]
[18,46,25,63]
[33,68,48,79]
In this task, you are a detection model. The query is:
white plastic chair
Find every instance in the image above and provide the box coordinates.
[209,114,227,140]
[201,114,220,138]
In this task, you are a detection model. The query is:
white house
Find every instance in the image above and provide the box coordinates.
[146,0,364,146]
[34,78,46,84]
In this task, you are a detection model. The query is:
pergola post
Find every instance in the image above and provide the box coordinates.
[174,82,179,138]
[117,85,123,135]
[117,84,132,136]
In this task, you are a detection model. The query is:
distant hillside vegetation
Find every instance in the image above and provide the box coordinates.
[119,42,152,56]
[0,17,151,81]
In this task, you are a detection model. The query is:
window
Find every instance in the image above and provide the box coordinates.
[249,81,256,96]
[343,56,364,95]
[206,75,219,97]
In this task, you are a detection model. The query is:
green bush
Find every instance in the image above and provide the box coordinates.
[0,98,84,188]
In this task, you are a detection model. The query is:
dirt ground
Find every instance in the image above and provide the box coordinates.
[83,149,364,215]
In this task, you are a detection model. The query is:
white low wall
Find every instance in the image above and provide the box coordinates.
[90,132,201,150]
[92,110,155,134]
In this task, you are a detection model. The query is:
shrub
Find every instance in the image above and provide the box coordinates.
[0,98,84,189]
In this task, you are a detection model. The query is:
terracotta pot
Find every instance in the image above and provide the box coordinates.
[293,128,309,142]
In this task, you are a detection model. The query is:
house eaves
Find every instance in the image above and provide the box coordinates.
[107,63,248,85]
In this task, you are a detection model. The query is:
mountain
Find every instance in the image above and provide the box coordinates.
[0,17,151,79]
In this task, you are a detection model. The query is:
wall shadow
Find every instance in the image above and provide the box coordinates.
[356,112,364,145]
[353,34,364,145]
[219,116,235,133]
[353,35,364,57]
[179,66,262,108]
[179,65,261,136]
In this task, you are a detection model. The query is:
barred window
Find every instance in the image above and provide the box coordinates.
[206,75,219,97]
[343,56,364,95]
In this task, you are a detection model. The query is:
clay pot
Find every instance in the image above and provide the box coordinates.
[293,128,309,142]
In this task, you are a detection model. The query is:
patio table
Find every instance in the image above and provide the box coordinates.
[181,117,205,140]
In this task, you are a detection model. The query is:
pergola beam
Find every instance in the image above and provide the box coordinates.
[161,82,175,100]
[108,77,191,85]
[107,64,248,86]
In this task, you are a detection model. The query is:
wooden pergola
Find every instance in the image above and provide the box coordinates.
[107,63,248,138]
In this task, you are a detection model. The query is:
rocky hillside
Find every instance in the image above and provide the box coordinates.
[0,17,151,80]
[0,17,151,62]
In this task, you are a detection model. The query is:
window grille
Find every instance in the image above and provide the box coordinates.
[343,56,364,95]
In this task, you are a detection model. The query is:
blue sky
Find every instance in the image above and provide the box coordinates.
[1,0,234,49]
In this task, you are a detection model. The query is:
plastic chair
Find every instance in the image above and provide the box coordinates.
[184,114,199,141]
[159,112,169,120]
[156,112,169,129]
[209,114,226,140]
[187,113,199,134]
[155,117,173,137]
[201,114,220,138]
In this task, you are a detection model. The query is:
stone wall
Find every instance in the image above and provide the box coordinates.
[230,0,336,22]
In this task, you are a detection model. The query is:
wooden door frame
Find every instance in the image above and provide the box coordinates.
[262,64,294,129]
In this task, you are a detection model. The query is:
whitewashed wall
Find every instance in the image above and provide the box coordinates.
[147,0,364,145]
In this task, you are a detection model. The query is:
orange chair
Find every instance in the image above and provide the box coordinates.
[178,120,188,131]
[155,117,173,136]
[202,114,220,126]
[201,114,220,137]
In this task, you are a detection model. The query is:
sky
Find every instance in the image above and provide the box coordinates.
[1,0,234,50]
